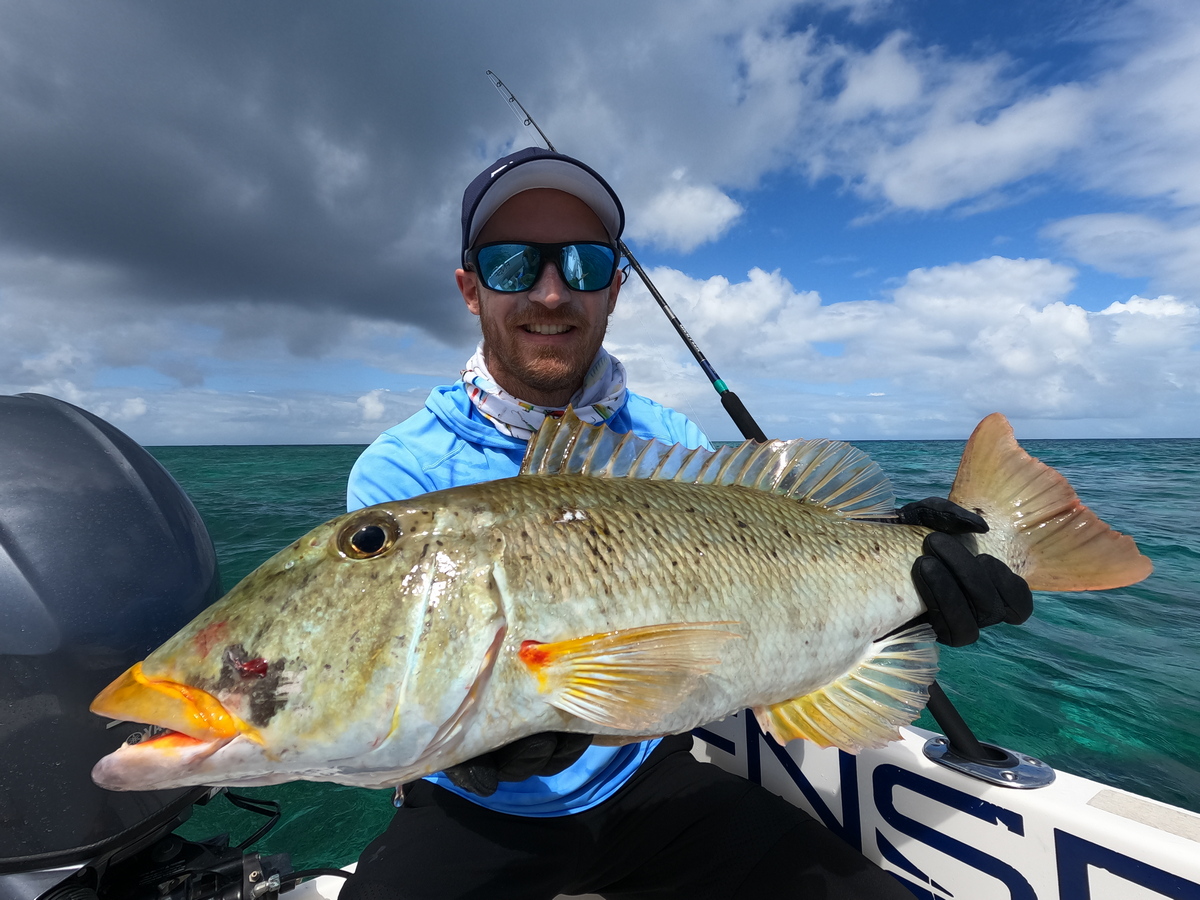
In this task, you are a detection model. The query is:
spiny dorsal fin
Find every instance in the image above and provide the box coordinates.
[520,409,896,519]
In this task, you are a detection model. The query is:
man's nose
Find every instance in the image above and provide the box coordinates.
[527,260,568,308]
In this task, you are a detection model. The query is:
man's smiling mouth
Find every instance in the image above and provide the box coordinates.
[523,324,573,335]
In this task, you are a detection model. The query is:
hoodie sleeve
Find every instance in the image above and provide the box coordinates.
[347,433,433,511]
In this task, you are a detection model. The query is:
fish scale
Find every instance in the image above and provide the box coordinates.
[470,475,931,740]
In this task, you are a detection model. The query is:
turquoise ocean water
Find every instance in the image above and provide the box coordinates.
[154,438,1200,870]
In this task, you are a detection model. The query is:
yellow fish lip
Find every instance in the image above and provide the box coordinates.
[90,662,261,744]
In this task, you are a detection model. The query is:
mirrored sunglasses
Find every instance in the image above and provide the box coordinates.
[467,241,618,293]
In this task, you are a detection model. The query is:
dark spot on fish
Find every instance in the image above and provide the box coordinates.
[783,528,792,538]
[236,657,270,678]
[521,530,529,539]
[736,520,748,528]
[589,527,599,538]
[770,550,778,559]
[420,544,429,559]
[546,573,553,584]
[672,560,679,567]
[896,595,904,604]
[634,511,643,521]
[874,543,881,553]
[811,554,819,563]
[324,664,332,670]
[686,507,695,514]
[436,540,444,547]
[370,572,379,581]
[212,644,288,727]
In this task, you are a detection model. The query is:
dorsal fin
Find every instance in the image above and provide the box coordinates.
[520,410,896,519]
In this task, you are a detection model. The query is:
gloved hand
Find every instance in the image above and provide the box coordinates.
[442,732,593,797]
[897,498,1034,647]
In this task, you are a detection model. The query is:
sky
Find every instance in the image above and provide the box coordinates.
[1,0,1198,444]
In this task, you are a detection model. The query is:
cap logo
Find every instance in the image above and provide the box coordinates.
[489,163,510,178]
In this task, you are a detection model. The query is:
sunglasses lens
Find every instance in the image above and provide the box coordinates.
[475,244,542,292]
[473,243,616,292]
[560,244,616,291]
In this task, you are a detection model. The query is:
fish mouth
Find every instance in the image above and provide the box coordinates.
[91,661,260,745]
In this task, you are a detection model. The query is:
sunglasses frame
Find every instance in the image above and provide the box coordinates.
[466,240,620,294]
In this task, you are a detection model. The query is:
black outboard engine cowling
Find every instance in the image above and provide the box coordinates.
[0,394,221,896]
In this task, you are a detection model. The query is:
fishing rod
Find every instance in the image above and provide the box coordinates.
[487,70,766,443]
[484,70,1002,768]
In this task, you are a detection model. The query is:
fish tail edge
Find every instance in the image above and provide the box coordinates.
[948,412,1152,591]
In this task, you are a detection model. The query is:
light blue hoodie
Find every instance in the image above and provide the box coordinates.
[347,381,710,817]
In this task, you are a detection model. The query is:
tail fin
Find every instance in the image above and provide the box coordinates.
[948,413,1152,591]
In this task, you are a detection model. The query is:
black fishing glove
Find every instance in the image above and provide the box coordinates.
[442,732,593,797]
[898,498,1034,647]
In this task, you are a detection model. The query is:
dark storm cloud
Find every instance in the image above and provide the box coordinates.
[0,0,636,341]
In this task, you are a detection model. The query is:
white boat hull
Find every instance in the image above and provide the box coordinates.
[695,715,1200,900]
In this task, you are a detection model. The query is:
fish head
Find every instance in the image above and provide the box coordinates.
[91,500,507,790]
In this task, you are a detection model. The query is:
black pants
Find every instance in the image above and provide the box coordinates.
[341,734,914,900]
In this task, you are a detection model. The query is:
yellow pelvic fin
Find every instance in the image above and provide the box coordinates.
[753,624,938,754]
[519,622,741,732]
[949,413,1152,591]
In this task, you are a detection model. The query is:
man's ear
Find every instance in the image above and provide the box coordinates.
[457,268,481,316]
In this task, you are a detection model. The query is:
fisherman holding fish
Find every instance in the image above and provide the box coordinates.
[339,148,1037,900]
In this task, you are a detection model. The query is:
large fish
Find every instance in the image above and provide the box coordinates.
[90,413,1151,790]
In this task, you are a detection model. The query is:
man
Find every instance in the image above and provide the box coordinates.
[342,148,1032,899]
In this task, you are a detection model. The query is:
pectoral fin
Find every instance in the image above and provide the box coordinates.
[519,622,740,732]
[753,624,938,754]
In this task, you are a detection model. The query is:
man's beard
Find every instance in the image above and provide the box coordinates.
[479,309,603,399]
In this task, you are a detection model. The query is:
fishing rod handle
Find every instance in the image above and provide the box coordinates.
[720,391,768,443]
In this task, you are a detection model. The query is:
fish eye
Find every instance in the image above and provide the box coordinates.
[338,515,400,560]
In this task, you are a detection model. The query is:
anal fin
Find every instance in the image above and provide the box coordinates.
[753,624,938,754]
[520,622,741,732]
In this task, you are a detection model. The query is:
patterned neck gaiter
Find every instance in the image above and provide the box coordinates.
[460,344,627,440]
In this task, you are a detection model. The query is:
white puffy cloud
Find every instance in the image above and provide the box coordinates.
[628,174,744,253]
[609,256,1199,439]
